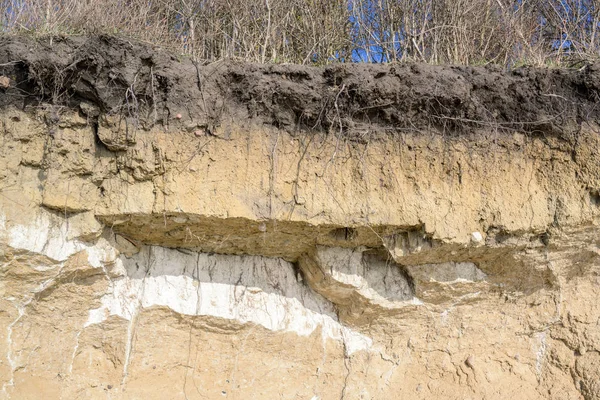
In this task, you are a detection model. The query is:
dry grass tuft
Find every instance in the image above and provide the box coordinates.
[1,0,599,67]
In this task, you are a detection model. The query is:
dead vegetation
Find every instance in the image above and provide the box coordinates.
[0,0,599,67]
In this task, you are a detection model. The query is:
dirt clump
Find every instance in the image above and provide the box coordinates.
[0,35,599,141]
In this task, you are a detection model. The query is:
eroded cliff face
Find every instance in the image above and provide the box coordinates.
[1,36,600,400]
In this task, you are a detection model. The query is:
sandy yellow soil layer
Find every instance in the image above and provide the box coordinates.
[1,36,600,399]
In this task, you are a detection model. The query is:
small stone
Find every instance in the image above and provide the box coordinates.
[471,231,483,243]
[258,222,267,232]
[0,76,10,88]
[176,113,182,119]
[465,355,475,369]
[194,129,205,137]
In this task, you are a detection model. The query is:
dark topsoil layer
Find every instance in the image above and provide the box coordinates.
[1,35,599,140]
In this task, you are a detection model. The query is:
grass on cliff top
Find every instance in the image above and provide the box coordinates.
[1,0,599,69]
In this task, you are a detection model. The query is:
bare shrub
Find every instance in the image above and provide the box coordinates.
[0,0,598,67]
